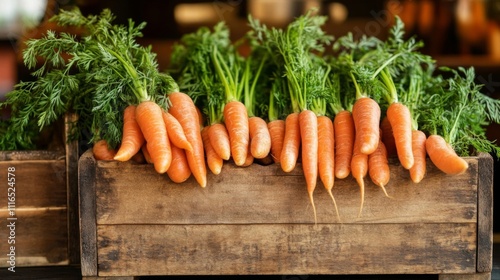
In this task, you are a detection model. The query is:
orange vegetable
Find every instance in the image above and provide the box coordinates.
[208,123,231,160]
[249,116,271,159]
[280,112,301,172]
[162,111,193,153]
[299,109,319,224]
[387,102,414,169]
[92,139,116,160]
[426,134,468,175]
[368,136,391,197]
[166,140,192,183]
[223,100,250,166]
[202,126,224,175]
[267,119,285,163]
[352,96,381,155]
[409,130,427,183]
[114,105,145,162]
[333,110,355,179]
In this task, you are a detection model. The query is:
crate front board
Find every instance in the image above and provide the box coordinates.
[79,150,493,279]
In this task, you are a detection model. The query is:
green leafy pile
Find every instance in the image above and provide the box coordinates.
[0,8,178,150]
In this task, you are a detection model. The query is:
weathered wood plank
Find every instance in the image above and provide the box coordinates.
[95,157,479,225]
[96,223,476,276]
[79,150,98,276]
[477,153,493,273]
[65,112,81,265]
[439,272,491,280]
[0,150,65,161]
[0,208,68,267]
[0,160,67,208]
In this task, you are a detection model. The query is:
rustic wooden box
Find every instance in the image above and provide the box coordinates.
[78,149,493,280]
[0,114,80,267]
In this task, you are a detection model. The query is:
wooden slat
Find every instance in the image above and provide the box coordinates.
[96,223,476,276]
[0,159,67,208]
[79,150,98,276]
[0,208,68,267]
[95,157,479,225]
[476,153,494,272]
[0,150,64,161]
[65,112,81,264]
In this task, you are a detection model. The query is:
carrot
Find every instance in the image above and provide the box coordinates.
[240,144,255,167]
[352,96,381,155]
[92,139,116,160]
[202,126,224,175]
[249,116,271,159]
[142,143,153,164]
[131,150,146,164]
[333,110,355,179]
[368,136,391,197]
[409,130,427,183]
[223,100,250,166]
[168,92,207,187]
[162,111,193,153]
[317,115,340,220]
[351,135,368,218]
[208,123,231,160]
[425,134,468,175]
[166,140,192,183]
[299,109,319,224]
[380,116,397,157]
[135,101,171,174]
[280,112,301,172]
[267,119,285,163]
[114,105,145,161]
[387,102,414,169]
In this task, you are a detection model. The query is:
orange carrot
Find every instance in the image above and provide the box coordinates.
[299,109,319,224]
[162,111,193,153]
[280,112,301,172]
[166,140,192,183]
[223,100,249,166]
[380,116,397,157]
[317,115,340,220]
[267,119,285,163]
[136,101,171,174]
[240,144,255,167]
[208,123,231,160]
[351,135,368,218]
[249,116,271,159]
[92,139,116,160]
[333,110,355,179]
[368,136,391,197]
[168,92,207,187]
[202,126,224,175]
[387,102,414,169]
[425,134,468,175]
[409,130,427,183]
[141,143,153,164]
[352,96,381,155]
[114,105,145,161]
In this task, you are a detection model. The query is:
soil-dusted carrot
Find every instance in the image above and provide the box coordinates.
[351,135,368,218]
[249,116,271,159]
[162,111,192,153]
[280,112,301,172]
[224,100,250,166]
[114,105,145,162]
[352,96,381,155]
[380,116,397,157]
[201,127,224,175]
[208,123,231,160]
[317,115,340,220]
[168,91,207,188]
[166,140,192,183]
[333,110,355,179]
[368,135,391,197]
[299,109,319,224]
[93,139,116,160]
[136,101,171,174]
[409,129,427,183]
[425,134,468,175]
[267,119,285,163]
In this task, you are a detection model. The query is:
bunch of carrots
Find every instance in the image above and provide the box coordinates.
[6,8,498,221]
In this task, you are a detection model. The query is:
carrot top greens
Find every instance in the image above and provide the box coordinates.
[0,8,178,150]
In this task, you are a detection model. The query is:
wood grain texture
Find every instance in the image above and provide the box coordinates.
[79,150,98,276]
[0,208,68,266]
[0,150,65,161]
[96,223,476,276]
[95,157,479,225]
[477,153,494,273]
[439,272,492,280]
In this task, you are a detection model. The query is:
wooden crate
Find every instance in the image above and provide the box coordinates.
[78,149,493,280]
[0,114,80,267]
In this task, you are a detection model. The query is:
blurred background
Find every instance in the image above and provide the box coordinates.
[1,0,500,230]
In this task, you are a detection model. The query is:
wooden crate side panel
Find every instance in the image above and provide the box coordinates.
[0,208,69,267]
[0,150,64,161]
[96,223,476,276]
[95,158,479,225]
[477,153,494,272]
[0,160,67,208]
